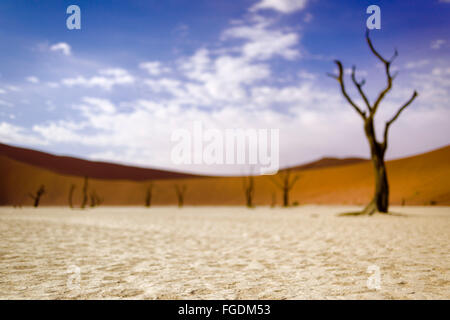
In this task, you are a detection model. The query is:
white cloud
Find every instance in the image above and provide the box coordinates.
[431,66,450,77]
[405,59,430,69]
[179,48,211,80]
[6,85,21,92]
[79,97,116,114]
[0,88,6,94]
[0,99,13,107]
[298,70,317,80]
[250,0,308,13]
[46,82,60,88]
[176,50,271,105]
[344,68,368,77]
[32,122,83,143]
[62,68,135,90]
[0,122,46,146]
[222,16,300,61]
[144,78,181,93]
[26,76,40,84]
[50,42,72,56]
[139,61,171,75]
[431,39,446,50]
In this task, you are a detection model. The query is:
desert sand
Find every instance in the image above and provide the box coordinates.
[0,206,449,299]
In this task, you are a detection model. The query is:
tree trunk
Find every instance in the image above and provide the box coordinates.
[245,189,252,207]
[145,190,152,207]
[364,118,389,215]
[178,196,184,208]
[68,185,75,208]
[374,158,389,212]
[283,188,289,207]
[81,176,88,209]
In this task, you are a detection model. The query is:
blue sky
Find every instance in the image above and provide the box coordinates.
[0,0,449,174]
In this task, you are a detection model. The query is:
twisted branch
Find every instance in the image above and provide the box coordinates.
[328,60,366,119]
[366,30,398,115]
[383,91,418,147]
[351,65,371,111]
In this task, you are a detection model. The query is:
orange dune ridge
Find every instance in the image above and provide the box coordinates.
[0,143,449,207]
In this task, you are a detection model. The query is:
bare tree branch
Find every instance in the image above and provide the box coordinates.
[383,90,418,146]
[174,184,187,207]
[329,60,366,119]
[390,48,399,64]
[242,176,254,191]
[270,175,283,189]
[326,73,339,81]
[288,174,300,190]
[366,30,394,64]
[270,170,299,207]
[242,175,255,208]
[392,71,399,80]
[351,65,372,111]
[366,30,397,115]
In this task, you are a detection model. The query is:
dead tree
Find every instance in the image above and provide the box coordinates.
[68,184,76,208]
[81,176,89,209]
[145,183,154,207]
[28,185,46,208]
[174,184,187,208]
[270,170,299,207]
[242,175,255,208]
[328,31,418,215]
[90,190,103,208]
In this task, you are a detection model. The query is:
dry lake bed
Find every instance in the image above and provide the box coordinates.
[0,206,449,299]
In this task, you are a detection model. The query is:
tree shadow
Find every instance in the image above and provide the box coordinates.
[338,211,408,217]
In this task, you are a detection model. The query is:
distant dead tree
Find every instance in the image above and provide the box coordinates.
[328,31,418,215]
[28,185,46,208]
[68,184,76,208]
[81,176,89,209]
[242,175,255,208]
[174,184,187,208]
[89,190,103,208]
[271,170,299,207]
[145,183,154,207]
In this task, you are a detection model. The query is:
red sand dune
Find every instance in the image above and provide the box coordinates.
[0,142,449,207]
[0,143,198,180]
[289,157,367,171]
